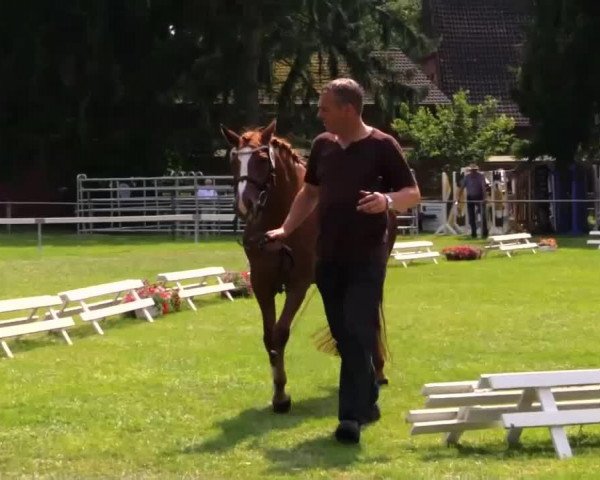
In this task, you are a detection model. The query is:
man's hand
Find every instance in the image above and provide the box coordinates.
[357,191,387,214]
[265,226,287,240]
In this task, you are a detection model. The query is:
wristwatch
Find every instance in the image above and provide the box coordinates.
[384,194,394,211]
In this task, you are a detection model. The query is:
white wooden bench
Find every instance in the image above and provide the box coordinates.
[156,266,236,311]
[487,233,538,257]
[58,279,155,335]
[0,295,75,358]
[587,230,600,249]
[390,241,440,268]
[407,369,600,459]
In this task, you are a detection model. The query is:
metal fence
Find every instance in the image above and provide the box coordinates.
[1,191,599,240]
[75,174,242,235]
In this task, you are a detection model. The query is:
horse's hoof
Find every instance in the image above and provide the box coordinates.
[377,377,389,386]
[272,396,292,414]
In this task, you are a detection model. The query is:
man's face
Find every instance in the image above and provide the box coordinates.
[317,91,353,134]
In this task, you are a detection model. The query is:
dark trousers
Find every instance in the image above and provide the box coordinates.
[467,196,488,238]
[315,257,385,423]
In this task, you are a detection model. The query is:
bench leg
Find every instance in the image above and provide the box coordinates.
[1,340,14,359]
[186,297,197,311]
[141,307,154,323]
[217,278,235,301]
[60,329,73,346]
[445,407,469,445]
[445,430,463,446]
[92,321,104,335]
[537,388,573,459]
[507,388,536,446]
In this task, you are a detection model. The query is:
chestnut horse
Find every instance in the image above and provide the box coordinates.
[221,120,394,413]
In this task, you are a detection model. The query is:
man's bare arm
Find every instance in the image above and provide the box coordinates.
[266,183,320,239]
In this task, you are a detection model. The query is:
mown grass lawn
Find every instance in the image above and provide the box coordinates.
[0,232,599,479]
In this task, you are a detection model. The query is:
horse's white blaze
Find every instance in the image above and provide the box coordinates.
[237,148,252,214]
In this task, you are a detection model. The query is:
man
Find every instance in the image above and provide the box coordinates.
[266,78,420,444]
[456,164,488,238]
[197,178,218,198]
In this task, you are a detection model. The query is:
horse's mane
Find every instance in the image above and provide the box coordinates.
[270,137,306,168]
[240,130,306,167]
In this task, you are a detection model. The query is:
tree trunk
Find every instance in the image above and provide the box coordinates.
[234,6,261,126]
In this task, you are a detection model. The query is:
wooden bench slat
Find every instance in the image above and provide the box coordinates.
[393,251,440,260]
[409,400,600,429]
[157,266,226,282]
[489,233,532,242]
[426,385,600,408]
[479,370,600,390]
[0,295,61,314]
[0,317,74,339]
[80,298,154,321]
[59,280,144,302]
[411,419,497,435]
[406,408,459,423]
[177,283,236,299]
[421,381,478,395]
[503,409,600,429]
[498,243,538,251]
[392,241,433,250]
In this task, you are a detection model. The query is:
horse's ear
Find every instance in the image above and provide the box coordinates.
[260,119,277,144]
[220,125,240,147]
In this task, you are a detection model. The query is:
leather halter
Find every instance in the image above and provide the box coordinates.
[230,144,276,213]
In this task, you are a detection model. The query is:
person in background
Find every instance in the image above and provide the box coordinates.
[197,178,218,198]
[457,163,488,238]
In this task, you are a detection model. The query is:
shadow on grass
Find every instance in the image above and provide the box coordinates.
[180,387,391,472]
[182,388,338,455]
[414,431,600,462]
[261,434,390,474]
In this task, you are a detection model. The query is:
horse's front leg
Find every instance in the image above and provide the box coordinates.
[253,286,282,412]
[270,284,309,413]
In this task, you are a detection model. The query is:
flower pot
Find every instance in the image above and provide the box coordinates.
[223,287,252,298]
[135,305,160,318]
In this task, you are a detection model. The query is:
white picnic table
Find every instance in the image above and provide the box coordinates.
[0,295,75,358]
[58,279,155,335]
[390,240,440,267]
[407,368,600,459]
[487,233,538,257]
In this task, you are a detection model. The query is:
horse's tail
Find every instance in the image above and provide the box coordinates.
[374,295,390,371]
[312,295,390,366]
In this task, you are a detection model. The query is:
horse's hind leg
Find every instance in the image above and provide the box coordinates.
[270,285,308,413]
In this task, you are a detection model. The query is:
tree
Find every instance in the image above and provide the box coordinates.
[272,0,434,132]
[514,0,600,167]
[391,90,516,193]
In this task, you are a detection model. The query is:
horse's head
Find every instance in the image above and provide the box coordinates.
[220,120,277,221]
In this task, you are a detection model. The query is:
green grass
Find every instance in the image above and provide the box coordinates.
[0,232,599,479]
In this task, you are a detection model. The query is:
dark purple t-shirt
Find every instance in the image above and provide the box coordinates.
[305,129,415,260]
